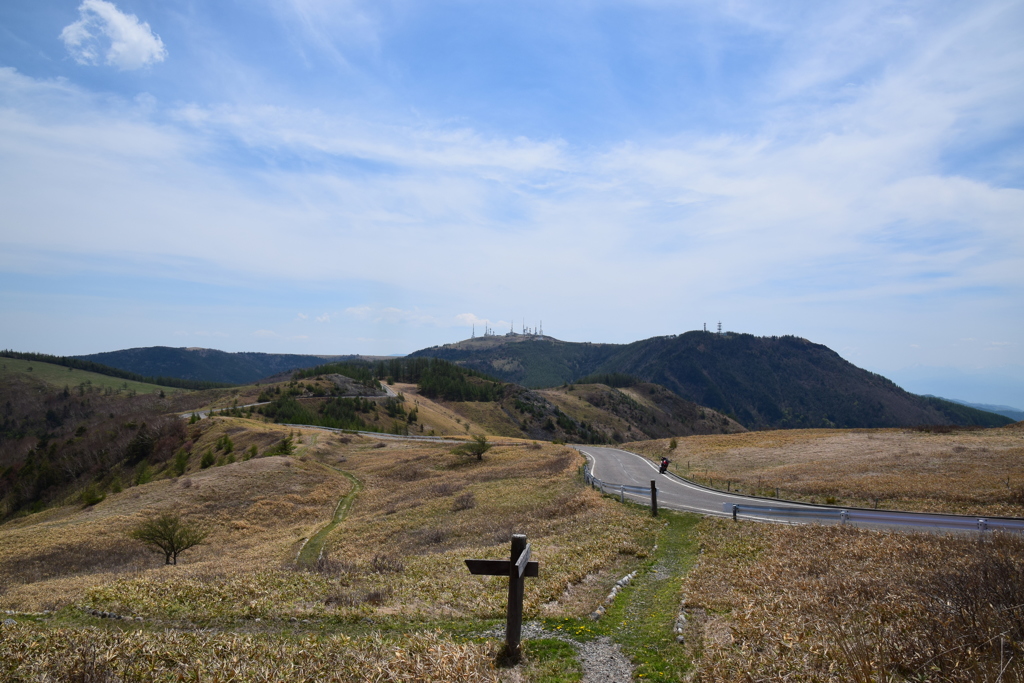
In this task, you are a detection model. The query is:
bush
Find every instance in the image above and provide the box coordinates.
[268,436,294,456]
[200,450,215,469]
[452,492,476,512]
[80,484,105,507]
[669,438,678,451]
[135,463,154,485]
[128,512,209,565]
[172,449,190,476]
[451,434,491,461]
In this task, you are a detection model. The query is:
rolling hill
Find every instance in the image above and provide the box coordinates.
[408,331,1013,430]
[75,347,362,385]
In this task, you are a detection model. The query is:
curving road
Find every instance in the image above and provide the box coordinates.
[576,445,1024,534]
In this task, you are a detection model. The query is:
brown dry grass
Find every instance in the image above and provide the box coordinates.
[628,427,1024,516]
[390,382,477,437]
[0,419,657,623]
[0,624,500,682]
[0,417,662,678]
[0,447,347,612]
[681,518,1024,681]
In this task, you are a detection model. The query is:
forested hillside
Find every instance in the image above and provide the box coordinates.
[76,347,357,385]
[409,332,1013,430]
[0,368,211,520]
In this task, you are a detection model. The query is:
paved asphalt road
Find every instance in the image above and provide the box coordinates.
[576,445,813,518]
[576,445,1024,533]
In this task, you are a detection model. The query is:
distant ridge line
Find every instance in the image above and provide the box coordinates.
[0,350,233,390]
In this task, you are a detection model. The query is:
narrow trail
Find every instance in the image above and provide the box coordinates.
[297,466,363,567]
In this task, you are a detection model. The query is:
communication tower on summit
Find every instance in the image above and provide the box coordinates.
[717,321,722,335]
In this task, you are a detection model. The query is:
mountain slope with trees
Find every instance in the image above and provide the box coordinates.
[75,347,360,385]
[409,332,1012,430]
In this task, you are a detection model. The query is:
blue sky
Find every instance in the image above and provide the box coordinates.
[1,0,1022,406]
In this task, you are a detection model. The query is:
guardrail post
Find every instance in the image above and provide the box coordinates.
[840,510,848,526]
[978,518,988,532]
[650,481,658,517]
[620,485,624,503]
[732,504,738,522]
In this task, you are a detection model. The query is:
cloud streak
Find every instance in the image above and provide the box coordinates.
[0,0,1021,396]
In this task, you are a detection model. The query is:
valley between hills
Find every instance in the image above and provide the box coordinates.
[1,336,1022,681]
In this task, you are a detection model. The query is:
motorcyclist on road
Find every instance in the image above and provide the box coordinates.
[659,457,670,474]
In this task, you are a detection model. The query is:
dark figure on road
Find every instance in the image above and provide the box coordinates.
[659,457,670,474]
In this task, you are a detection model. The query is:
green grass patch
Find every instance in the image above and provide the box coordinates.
[519,638,584,682]
[297,470,362,568]
[595,510,702,682]
[0,357,179,395]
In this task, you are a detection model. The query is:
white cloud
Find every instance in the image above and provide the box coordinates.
[316,313,331,323]
[60,0,167,70]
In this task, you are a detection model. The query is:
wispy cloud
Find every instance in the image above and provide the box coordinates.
[1,0,1021,392]
[60,0,167,70]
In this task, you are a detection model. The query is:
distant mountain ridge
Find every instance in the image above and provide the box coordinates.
[75,347,359,385]
[927,396,1024,423]
[408,331,1013,430]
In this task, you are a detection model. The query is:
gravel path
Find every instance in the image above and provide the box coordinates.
[577,636,634,682]
[487,621,634,682]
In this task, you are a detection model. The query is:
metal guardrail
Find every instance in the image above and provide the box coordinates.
[725,502,1024,533]
[583,466,654,503]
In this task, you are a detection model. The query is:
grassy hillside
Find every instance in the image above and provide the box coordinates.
[0,357,179,395]
[625,424,1024,517]
[0,418,659,680]
[378,377,744,444]
[2,415,1021,680]
[537,382,746,443]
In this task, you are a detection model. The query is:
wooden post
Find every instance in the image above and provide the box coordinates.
[506,534,526,656]
[650,480,658,517]
[464,535,539,662]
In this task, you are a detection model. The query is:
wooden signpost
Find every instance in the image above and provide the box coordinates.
[465,533,539,659]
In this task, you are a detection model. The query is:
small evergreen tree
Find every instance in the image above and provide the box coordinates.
[452,434,492,461]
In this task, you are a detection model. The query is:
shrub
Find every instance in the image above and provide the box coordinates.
[171,449,190,476]
[128,512,209,565]
[268,436,294,456]
[370,554,405,574]
[200,450,215,469]
[452,492,476,512]
[80,484,105,507]
[451,434,491,461]
[135,463,154,485]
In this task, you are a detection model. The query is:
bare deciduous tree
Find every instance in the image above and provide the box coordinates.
[129,512,209,565]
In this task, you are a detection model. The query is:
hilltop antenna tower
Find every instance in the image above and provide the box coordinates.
[539,321,543,336]
[472,324,475,339]
[717,321,722,335]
